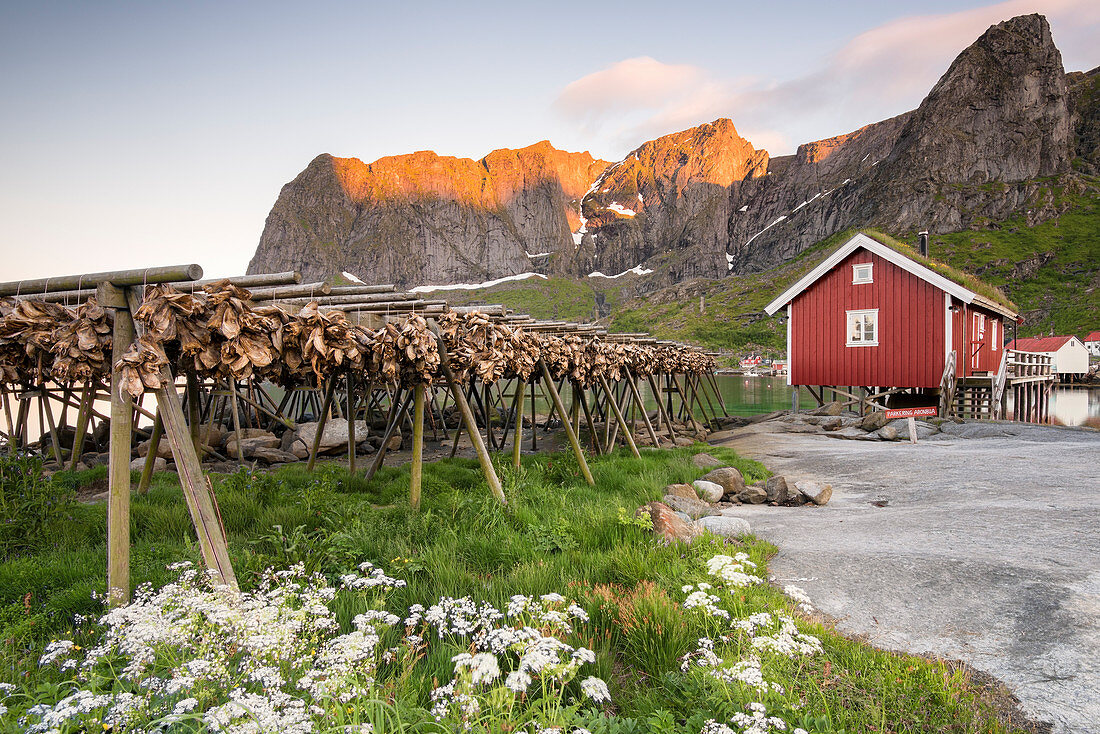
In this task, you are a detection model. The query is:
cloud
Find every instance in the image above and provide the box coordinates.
[554,0,1100,159]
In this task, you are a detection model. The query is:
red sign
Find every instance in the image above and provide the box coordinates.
[884,406,938,419]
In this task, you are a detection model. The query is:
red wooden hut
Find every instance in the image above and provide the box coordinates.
[764,232,1018,410]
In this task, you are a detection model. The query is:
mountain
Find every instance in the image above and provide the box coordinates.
[248,14,1098,302]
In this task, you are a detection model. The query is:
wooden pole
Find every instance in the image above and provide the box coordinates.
[0,385,15,452]
[409,383,425,509]
[437,335,507,503]
[40,389,64,466]
[69,382,94,469]
[185,372,202,457]
[365,388,410,482]
[0,263,204,297]
[539,361,595,486]
[107,296,136,607]
[573,379,603,455]
[154,369,238,592]
[646,373,676,440]
[627,373,661,448]
[347,373,357,473]
[229,380,244,466]
[306,377,338,472]
[511,379,526,469]
[138,410,163,494]
[707,371,730,417]
[601,375,640,458]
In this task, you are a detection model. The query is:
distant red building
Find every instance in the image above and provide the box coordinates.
[765,232,1018,393]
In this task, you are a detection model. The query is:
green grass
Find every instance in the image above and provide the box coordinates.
[1,448,1033,732]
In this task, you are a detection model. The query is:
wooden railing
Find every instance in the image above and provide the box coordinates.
[939,350,957,417]
[1007,350,1053,381]
[992,350,1009,419]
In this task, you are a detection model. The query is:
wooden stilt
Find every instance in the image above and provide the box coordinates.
[511,379,526,469]
[530,380,537,451]
[539,361,595,486]
[438,336,507,503]
[1,385,16,452]
[365,388,410,482]
[107,300,136,607]
[647,373,676,440]
[706,371,729,417]
[155,369,238,592]
[409,383,425,510]
[347,373,356,473]
[306,377,338,472]
[70,382,94,469]
[138,410,163,494]
[600,375,640,459]
[574,379,603,455]
[40,388,64,465]
[627,373,661,448]
[229,380,244,466]
[186,372,202,456]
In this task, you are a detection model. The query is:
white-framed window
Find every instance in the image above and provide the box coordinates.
[846,309,878,346]
[852,263,873,284]
[991,320,998,351]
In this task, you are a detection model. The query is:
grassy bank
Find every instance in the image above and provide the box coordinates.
[1,449,1032,732]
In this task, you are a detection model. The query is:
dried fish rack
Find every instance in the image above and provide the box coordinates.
[0,265,726,606]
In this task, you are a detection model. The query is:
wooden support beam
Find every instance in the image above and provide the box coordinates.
[69,382,94,469]
[511,379,526,469]
[539,361,595,486]
[229,380,244,467]
[0,264,204,297]
[600,375,640,459]
[627,373,661,448]
[154,369,238,592]
[138,410,163,494]
[573,379,602,455]
[365,388,410,482]
[437,339,507,503]
[346,373,357,473]
[40,389,64,465]
[409,383,425,510]
[306,377,338,472]
[647,373,676,440]
[107,296,136,607]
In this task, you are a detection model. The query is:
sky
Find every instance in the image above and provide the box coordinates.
[1,0,1097,282]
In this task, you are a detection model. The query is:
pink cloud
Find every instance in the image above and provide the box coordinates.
[554,0,1100,159]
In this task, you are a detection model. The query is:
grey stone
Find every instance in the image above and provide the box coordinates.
[877,425,899,441]
[826,427,881,441]
[861,411,889,431]
[691,452,724,469]
[797,481,832,506]
[738,486,769,504]
[811,401,843,417]
[226,435,281,459]
[663,483,698,501]
[661,494,720,519]
[701,467,747,495]
[886,419,939,441]
[820,416,843,431]
[292,419,369,452]
[251,447,301,464]
[674,511,692,523]
[130,455,166,473]
[764,475,788,503]
[693,479,725,503]
[695,515,751,538]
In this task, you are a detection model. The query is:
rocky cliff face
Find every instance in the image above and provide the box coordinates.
[248,14,1094,291]
[248,142,609,288]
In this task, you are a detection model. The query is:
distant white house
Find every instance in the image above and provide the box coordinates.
[1006,335,1090,377]
[1085,330,1100,358]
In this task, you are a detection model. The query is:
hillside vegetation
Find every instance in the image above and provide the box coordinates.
[441,184,1100,356]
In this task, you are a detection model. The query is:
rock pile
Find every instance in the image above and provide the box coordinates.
[637,452,832,543]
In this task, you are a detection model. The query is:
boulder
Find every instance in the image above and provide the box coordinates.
[197,425,227,449]
[384,434,403,451]
[137,438,174,459]
[705,429,741,443]
[781,486,807,506]
[661,494,720,519]
[663,483,698,501]
[225,435,281,459]
[737,486,768,504]
[820,416,843,431]
[701,467,746,495]
[221,427,276,446]
[673,437,695,447]
[130,455,166,473]
[691,452,724,469]
[810,401,843,416]
[764,475,788,503]
[797,481,833,506]
[293,419,369,452]
[826,427,880,441]
[251,447,301,464]
[674,511,692,523]
[861,411,889,431]
[639,502,700,543]
[876,425,899,441]
[785,423,822,434]
[693,479,725,503]
[695,515,751,538]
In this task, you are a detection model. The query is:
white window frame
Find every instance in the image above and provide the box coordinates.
[846,309,879,347]
[852,263,873,284]
[991,320,998,351]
